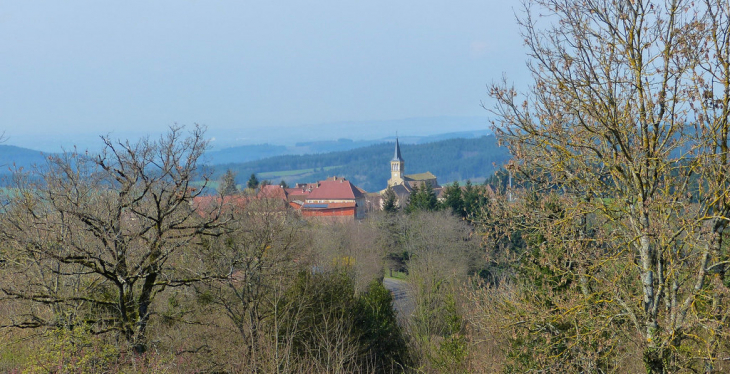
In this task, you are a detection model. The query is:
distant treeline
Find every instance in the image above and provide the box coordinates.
[207,135,511,192]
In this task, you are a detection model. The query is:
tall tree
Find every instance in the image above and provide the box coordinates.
[219,169,239,196]
[382,186,399,213]
[0,125,219,353]
[441,181,464,217]
[246,173,259,190]
[406,183,438,213]
[487,0,730,372]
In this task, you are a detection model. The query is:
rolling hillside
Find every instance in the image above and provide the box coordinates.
[206,135,511,192]
[0,145,51,173]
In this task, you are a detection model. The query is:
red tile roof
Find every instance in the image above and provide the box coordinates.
[306,178,365,200]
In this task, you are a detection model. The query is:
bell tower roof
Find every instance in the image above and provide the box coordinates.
[392,137,404,162]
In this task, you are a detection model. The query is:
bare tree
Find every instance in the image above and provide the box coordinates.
[0,125,219,353]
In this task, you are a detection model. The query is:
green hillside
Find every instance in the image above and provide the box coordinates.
[207,135,511,192]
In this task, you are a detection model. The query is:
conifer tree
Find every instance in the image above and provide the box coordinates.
[246,173,259,190]
[382,186,398,213]
[406,183,438,213]
[442,181,464,217]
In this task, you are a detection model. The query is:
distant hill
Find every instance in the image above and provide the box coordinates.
[206,135,511,192]
[0,145,51,173]
[203,129,493,165]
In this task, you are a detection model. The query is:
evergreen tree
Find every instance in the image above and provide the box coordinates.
[462,180,486,221]
[422,182,438,211]
[279,179,289,188]
[382,186,398,213]
[218,169,239,196]
[406,182,438,213]
[405,184,420,214]
[246,173,259,190]
[442,181,464,217]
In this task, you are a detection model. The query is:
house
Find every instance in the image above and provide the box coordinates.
[300,176,367,220]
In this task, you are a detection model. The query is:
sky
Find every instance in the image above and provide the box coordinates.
[0,1,529,150]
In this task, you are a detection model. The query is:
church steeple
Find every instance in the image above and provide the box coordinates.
[389,137,405,186]
[392,137,403,162]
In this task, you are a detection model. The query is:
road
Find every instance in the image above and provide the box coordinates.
[383,277,414,321]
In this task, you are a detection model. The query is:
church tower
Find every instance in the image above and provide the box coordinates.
[388,137,405,187]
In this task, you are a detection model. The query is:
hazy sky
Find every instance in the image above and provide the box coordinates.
[0,1,529,148]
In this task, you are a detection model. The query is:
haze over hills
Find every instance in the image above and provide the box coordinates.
[202,128,493,165]
[0,145,52,173]
[0,122,506,193]
[5,116,492,153]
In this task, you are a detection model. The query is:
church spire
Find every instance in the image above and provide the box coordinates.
[392,137,404,162]
[388,136,405,187]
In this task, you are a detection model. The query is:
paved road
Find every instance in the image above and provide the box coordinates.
[383,277,414,321]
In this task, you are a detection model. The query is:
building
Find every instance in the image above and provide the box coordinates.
[383,138,441,207]
[300,176,366,220]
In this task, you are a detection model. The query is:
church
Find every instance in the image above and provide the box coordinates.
[381,138,441,206]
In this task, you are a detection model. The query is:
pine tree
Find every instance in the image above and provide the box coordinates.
[405,184,420,214]
[406,182,438,213]
[382,187,398,213]
[422,182,438,211]
[246,173,259,190]
[442,181,464,217]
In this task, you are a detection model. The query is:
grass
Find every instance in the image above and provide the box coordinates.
[385,270,408,280]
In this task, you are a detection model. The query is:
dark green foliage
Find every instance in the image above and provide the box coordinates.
[279,179,289,188]
[282,271,410,372]
[355,280,411,372]
[246,173,259,190]
[461,180,487,220]
[406,183,438,213]
[440,180,489,222]
[382,187,398,213]
[442,181,464,217]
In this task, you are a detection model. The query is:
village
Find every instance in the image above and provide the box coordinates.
[194,138,474,220]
